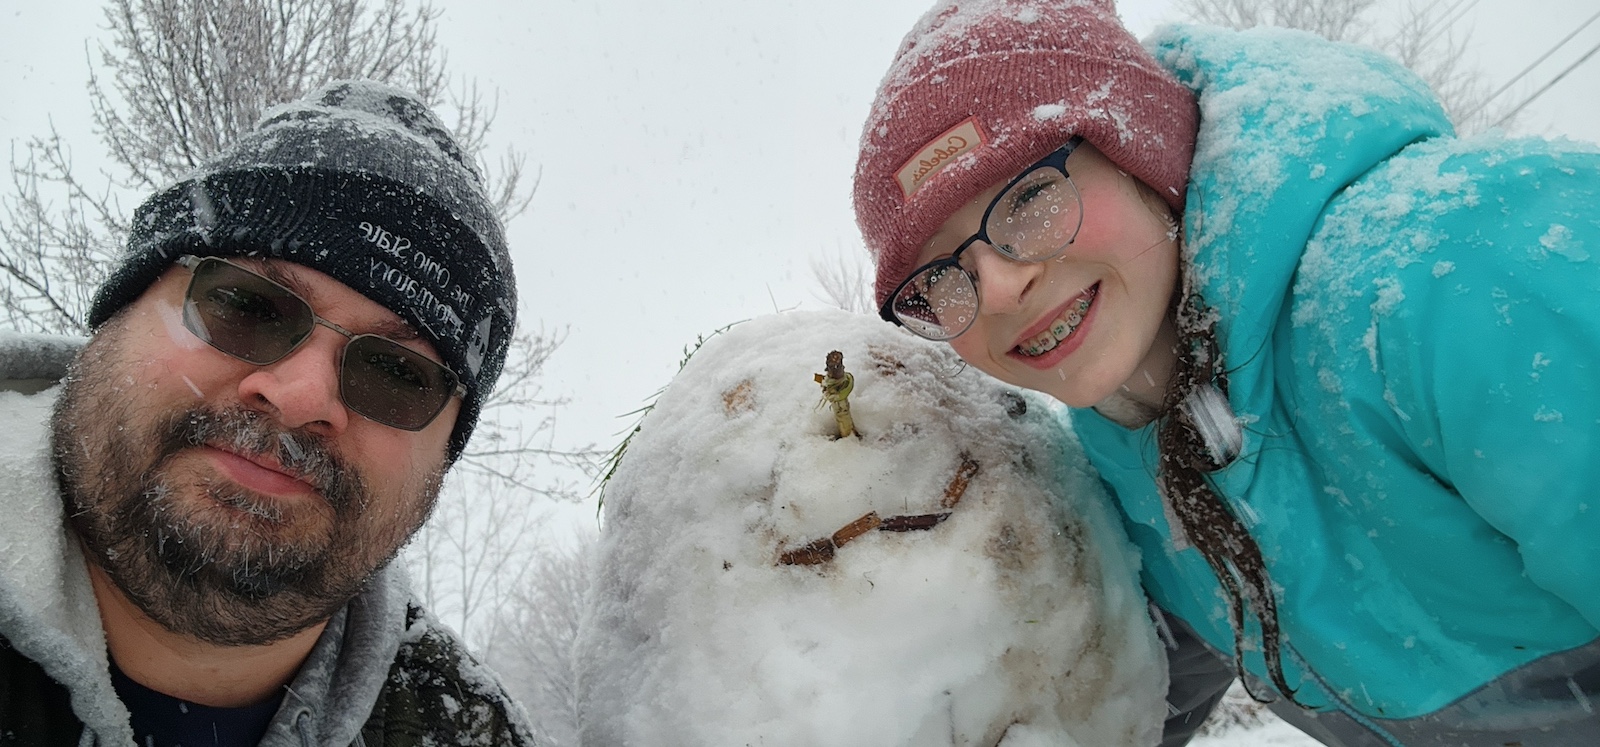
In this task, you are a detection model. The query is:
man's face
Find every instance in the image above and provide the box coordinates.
[51,258,458,646]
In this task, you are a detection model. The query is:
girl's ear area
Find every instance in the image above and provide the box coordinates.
[1133,175,1178,226]
[1063,141,1135,194]
[1074,139,1178,229]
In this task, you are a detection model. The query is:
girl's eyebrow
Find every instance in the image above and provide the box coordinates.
[922,226,957,257]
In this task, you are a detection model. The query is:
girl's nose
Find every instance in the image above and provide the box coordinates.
[969,243,1042,316]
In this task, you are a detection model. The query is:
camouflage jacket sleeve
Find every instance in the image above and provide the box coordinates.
[361,605,536,747]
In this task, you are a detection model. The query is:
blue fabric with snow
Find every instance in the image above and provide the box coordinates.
[1069,24,1600,743]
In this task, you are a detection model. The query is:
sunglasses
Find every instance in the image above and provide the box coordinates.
[176,255,466,431]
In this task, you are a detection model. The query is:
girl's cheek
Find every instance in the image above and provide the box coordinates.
[950,333,1006,378]
[949,332,984,361]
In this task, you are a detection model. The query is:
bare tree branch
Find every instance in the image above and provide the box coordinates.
[456,325,607,501]
[481,532,595,746]
[406,471,541,645]
[808,242,874,316]
[1184,0,1376,41]
[3,0,534,335]
[1,129,124,334]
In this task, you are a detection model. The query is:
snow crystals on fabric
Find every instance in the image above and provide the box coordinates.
[1150,24,1443,304]
[870,0,1100,127]
[1293,140,1477,361]
[0,383,136,746]
[1032,103,1068,121]
[0,332,81,383]
[1538,223,1588,262]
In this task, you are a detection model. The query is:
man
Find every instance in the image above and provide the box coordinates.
[0,80,534,745]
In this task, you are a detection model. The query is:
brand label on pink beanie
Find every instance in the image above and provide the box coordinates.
[895,117,988,199]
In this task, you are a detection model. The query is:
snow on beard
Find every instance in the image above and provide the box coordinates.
[575,309,1167,747]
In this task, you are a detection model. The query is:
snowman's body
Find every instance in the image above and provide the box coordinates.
[576,311,1167,746]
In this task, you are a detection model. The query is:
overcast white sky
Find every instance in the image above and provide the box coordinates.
[4,0,1598,529]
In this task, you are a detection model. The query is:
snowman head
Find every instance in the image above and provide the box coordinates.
[578,310,1168,747]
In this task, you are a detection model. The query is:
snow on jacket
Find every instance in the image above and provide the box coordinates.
[1068,25,1600,747]
[0,331,535,746]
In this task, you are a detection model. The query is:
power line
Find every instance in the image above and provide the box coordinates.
[1465,7,1600,120]
[1418,0,1479,52]
[1392,0,1465,51]
[1491,37,1600,128]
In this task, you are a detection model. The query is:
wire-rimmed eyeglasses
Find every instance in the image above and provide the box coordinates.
[880,136,1085,341]
[176,255,466,431]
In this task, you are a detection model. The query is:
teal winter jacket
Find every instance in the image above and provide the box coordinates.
[1070,25,1600,746]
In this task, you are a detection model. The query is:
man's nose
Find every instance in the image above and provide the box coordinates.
[235,328,351,435]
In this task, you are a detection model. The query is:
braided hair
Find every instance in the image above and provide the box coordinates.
[1155,286,1301,704]
[1117,172,1299,703]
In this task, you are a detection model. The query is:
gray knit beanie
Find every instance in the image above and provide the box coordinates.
[88,80,516,461]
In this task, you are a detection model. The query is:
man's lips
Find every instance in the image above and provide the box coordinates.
[202,445,320,498]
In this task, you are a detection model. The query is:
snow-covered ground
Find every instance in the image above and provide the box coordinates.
[1198,718,1323,747]
[1191,684,1324,747]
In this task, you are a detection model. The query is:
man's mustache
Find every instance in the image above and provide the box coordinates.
[155,406,366,512]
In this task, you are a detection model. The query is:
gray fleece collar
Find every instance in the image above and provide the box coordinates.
[262,565,410,746]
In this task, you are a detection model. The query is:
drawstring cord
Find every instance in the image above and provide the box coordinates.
[295,709,317,746]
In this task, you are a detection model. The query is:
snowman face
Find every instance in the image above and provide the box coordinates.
[578,310,1167,747]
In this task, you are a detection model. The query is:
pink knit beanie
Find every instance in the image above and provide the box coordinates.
[854,0,1198,308]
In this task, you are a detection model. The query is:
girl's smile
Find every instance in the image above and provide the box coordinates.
[1009,282,1098,364]
[927,142,1181,411]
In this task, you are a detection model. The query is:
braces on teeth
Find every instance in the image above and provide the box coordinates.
[1019,288,1096,356]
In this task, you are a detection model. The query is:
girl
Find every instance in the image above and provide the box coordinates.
[851,1,1600,745]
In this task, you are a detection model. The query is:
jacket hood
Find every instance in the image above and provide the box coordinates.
[0,344,131,745]
[1147,23,1451,432]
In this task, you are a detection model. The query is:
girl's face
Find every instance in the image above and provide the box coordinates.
[918,142,1181,409]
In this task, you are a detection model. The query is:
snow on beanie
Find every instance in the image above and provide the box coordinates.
[853,0,1198,309]
[88,80,515,461]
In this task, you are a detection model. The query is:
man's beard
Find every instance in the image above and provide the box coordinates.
[50,328,443,646]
